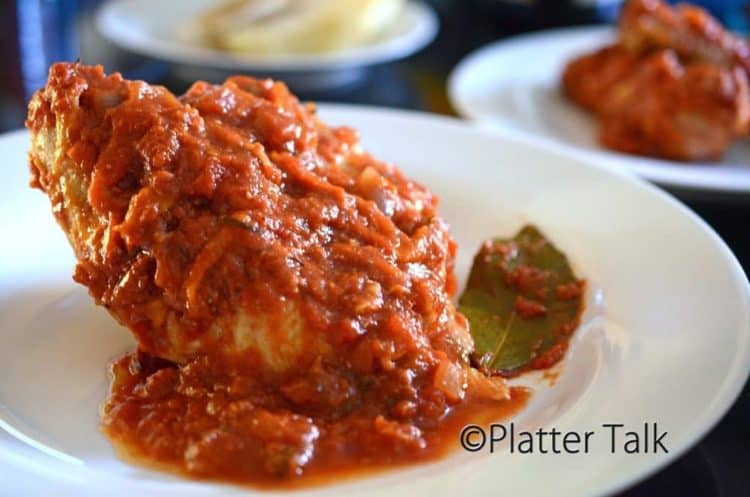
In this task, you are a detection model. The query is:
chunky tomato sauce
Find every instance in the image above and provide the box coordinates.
[27,63,543,488]
[103,351,529,487]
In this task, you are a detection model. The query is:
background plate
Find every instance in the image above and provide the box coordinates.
[448,26,750,194]
[95,0,438,90]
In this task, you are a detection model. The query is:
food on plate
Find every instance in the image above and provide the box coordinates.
[26,63,584,486]
[619,0,750,73]
[183,0,405,55]
[460,226,585,376]
[562,0,750,161]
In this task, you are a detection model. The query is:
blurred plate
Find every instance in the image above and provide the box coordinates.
[96,0,438,90]
[448,26,750,194]
[2,105,750,496]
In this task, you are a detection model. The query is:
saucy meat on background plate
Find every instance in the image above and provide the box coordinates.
[562,0,750,162]
[25,62,584,487]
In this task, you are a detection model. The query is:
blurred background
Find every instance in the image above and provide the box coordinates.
[2,0,749,132]
[1,1,749,496]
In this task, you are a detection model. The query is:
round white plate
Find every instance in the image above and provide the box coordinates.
[1,105,749,496]
[448,26,750,194]
[95,0,437,89]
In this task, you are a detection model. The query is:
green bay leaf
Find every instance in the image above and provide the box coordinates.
[459,225,585,376]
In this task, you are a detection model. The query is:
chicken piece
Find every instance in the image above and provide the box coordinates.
[26,63,478,395]
[599,50,750,161]
[561,44,641,114]
[563,45,750,160]
[619,0,750,73]
[561,0,750,161]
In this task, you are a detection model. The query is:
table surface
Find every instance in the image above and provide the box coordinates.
[2,1,749,495]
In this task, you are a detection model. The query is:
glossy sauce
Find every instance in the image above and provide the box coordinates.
[27,63,547,488]
[103,351,529,488]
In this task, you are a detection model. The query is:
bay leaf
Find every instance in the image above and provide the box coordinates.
[459,225,585,376]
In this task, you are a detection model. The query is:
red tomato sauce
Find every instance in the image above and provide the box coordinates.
[26,63,547,488]
[103,351,529,488]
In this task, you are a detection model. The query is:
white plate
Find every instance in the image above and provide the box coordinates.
[1,105,749,496]
[95,0,438,89]
[448,26,750,194]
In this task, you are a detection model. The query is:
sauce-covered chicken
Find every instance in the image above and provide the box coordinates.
[26,63,522,485]
[562,0,750,161]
